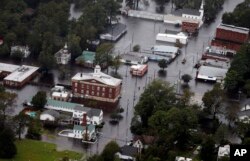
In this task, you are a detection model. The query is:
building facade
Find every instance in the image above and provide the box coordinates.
[72,65,122,103]
[211,24,249,54]
[2,65,39,88]
[182,20,199,33]
[54,44,71,65]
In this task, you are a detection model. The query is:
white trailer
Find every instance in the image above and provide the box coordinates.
[156,32,188,45]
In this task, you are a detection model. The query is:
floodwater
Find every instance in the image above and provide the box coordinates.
[7,0,244,155]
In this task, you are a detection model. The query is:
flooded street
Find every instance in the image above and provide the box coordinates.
[8,0,244,155]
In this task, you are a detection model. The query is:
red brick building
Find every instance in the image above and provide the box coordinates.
[182,20,199,33]
[72,65,122,103]
[211,24,249,54]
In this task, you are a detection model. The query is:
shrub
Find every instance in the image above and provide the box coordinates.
[133,44,140,52]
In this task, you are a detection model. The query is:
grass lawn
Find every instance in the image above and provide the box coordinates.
[0,139,84,161]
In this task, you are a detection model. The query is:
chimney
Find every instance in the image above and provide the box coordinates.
[80,73,83,77]
[82,113,87,126]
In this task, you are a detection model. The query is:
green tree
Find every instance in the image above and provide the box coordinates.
[0,87,17,127]
[102,0,121,25]
[214,124,229,144]
[11,50,23,61]
[202,83,224,119]
[38,51,55,72]
[101,141,120,161]
[31,91,47,109]
[13,113,30,140]
[225,103,240,127]
[96,43,114,72]
[244,80,250,97]
[181,74,192,84]
[134,80,176,127]
[0,44,10,58]
[200,136,216,161]
[26,119,42,140]
[133,44,140,52]
[149,107,198,149]
[0,127,17,159]
[111,55,121,74]
[158,59,168,71]
[68,34,82,59]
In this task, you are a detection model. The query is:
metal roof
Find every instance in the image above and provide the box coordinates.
[76,51,96,63]
[4,65,39,82]
[73,124,95,132]
[218,24,249,34]
[152,45,179,53]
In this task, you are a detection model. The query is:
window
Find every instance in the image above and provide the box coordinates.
[82,84,84,88]
[74,82,78,87]
[102,93,105,97]
[97,86,100,91]
[92,85,95,90]
[109,88,112,93]
[102,87,105,92]
[87,85,89,89]
[97,92,99,96]
[86,90,89,95]
[81,90,83,93]
[109,94,112,98]
[91,91,94,95]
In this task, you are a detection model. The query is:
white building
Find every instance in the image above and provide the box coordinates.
[52,91,70,102]
[73,124,96,140]
[196,66,228,82]
[151,45,180,59]
[156,32,188,45]
[45,99,103,125]
[54,44,71,65]
[175,156,192,161]
[11,45,31,58]
[40,110,60,122]
[218,145,230,159]
[3,65,39,88]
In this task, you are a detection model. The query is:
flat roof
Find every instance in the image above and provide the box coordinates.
[152,45,179,53]
[0,63,20,73]
[157,32,188,39]
[218,24,250,34]
[52,91,69,98]
[72,66,122,87]
[164,14,200,23]
[197,66,228,80]
[4,65,39,82]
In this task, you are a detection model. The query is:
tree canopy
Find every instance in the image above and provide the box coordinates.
[224,44,250,95]
[222,0,250,29]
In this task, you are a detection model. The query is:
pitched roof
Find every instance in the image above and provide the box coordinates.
[46,99,102,117]
[120,145,138,157]
[76,51,96,63]
[73,124,95,132]
[72,66,122,86]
